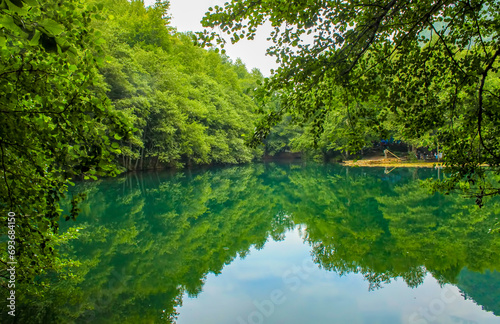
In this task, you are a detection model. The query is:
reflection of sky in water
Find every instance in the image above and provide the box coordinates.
[177,228,500,324]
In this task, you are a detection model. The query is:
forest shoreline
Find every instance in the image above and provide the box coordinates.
[342,159,443,168]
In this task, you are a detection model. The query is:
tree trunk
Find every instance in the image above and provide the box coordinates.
[154,155,159,169]
[128,143,132,171]
[139,147,144,170]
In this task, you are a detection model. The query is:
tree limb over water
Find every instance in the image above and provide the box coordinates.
[198,0,500,204]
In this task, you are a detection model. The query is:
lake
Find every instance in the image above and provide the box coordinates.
[10,163,500,323]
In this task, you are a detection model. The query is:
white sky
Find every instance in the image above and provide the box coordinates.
[144,0,278,76]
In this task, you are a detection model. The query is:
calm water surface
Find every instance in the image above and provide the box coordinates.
[12,163,500,323]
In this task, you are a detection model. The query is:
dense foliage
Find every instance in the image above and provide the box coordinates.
[93,0,263,170]
[199,0,500,203]
[0,0,263,292]
[2,0,500,319]
[0,0,131,285]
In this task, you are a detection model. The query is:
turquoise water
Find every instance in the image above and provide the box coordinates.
[11,163,500,323]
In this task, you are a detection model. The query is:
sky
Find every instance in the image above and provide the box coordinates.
[143,0,278,76]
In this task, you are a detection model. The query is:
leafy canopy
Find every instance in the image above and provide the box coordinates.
[93,0,263,170]
[0,0,131,284]
[1,0,264,290]
[199,0,500,203]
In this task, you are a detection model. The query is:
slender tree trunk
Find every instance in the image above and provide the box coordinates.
[140,131,146,170]
[154,155,159,169]
[140,147,145,170]
[128,143,132,171]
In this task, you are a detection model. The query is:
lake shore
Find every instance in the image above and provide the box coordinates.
[342,157,443,168]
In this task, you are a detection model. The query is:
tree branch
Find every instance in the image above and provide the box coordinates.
[477,48,500,160]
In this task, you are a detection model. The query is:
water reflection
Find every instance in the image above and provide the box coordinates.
[177,229,500,324]
[457,269,500,316]
[8,163,500,323]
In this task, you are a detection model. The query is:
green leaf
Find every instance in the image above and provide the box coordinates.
[56,37,72,52]
[21,0,38,6]
[41,19,65,36]
[29,30,41,46]
[67,46,78,57]
[6,0,28,14]
[0,15,24,35]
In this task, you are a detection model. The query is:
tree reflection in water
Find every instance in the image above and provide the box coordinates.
[7,163,500,323]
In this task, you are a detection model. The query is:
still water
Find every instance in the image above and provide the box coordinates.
[15,163,500,323]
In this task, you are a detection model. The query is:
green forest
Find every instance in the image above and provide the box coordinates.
[0,0,272,289]
[1,0,500,321]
